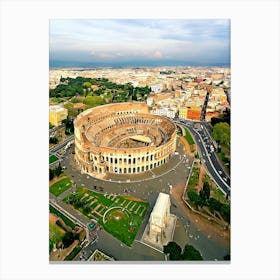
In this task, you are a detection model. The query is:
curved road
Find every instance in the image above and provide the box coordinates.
[175,119,230,197]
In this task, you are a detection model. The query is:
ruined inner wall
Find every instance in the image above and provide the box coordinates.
[74,102,177,177]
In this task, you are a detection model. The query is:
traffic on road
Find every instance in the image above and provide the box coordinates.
[174,118,230,196]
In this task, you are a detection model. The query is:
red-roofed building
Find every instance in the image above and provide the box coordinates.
[194,78,204,83]
[187,109,201,120]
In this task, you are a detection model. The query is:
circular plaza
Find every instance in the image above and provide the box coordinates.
[74,102,177,179]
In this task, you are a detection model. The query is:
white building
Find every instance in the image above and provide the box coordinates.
[150,84,162,93]
[150,108,175,119]
[146,97,154,107]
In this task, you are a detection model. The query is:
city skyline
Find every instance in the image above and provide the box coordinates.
[50,19,230,68]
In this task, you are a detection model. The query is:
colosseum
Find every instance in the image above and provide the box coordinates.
[74,102,177,178]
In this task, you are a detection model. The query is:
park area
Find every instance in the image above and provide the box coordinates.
[63,187,149,246]
[185,162,230,225]
[49,214,65,245]
[49,155,58,164]
[50,177,73,196]
[49,206,85,261]
[184,127,195,145]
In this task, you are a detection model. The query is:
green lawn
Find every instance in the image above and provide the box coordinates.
[49,205,76,229]
[63,187,149,246]
[187,166,200,190]
[184,128,195,145]
[64,245,82,261]
[49,221,66,243]
[185,163,200,207]
[50,177,72,196]
[215,188,225,199]
[218,151,230,174]
[176,129,182,136]
[212,186,229,205]
[49,155,59,164]
[49,239,54,253]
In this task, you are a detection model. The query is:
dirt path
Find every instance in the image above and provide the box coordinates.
[171,181,230,248]
[122,195,145,202]
[49,213,59,224]
[179,136,191,154]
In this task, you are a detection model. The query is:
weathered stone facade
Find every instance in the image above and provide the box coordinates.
[74,102,177,178]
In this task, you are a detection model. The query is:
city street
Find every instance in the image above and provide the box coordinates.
[175,119,230,196]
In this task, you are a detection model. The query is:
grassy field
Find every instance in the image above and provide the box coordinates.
[49,221,66,243]
[184,128,195,145]
[176,129,182,136]
[63,187,149,246]
[64,245,82,261]
[187,165,200,190]
[212,186,229,205]
[202,174,229,205]
[49,205,76,229]
[49,155,59,164]
[50,177,72,196]
[218,151,230,174]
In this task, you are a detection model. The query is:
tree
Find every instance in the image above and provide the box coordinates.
[83,204,91,214]
[212,122,230,146]
[199,182,211,201]
[49,137,58,144]
[182,244,203,260]
[163,242,182,260]
[62,232,75,248]
[49,169,54,181]
[208,197,222,212]
[53,164,62,177]
[63,116,74,134]
[83,81,92,89]
[211,108,230,126]
[187,191,204,207]
[164,242,203,261]
[220,204,230,223]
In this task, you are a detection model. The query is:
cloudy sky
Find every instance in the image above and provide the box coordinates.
[49,19,230,67]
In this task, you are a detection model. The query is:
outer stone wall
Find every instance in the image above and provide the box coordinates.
[74,102,177,178]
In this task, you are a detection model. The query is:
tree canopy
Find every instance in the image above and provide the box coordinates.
[62,231,75,248]
[49,137,58,144]
[49,164,63,180]
[62,116,74,134]
[199,182,211,201]
[163,242,182,260]
[187,190,203,207]
[182,244,203,260]
[212,122,230,146]
[83,95,105,107]
[50,76,150,102]
[163,242,203,261]
[83,81,92,89]
[211,108,230,126]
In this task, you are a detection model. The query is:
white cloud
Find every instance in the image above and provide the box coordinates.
[50,19,230,65]
[153,50,163,59]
